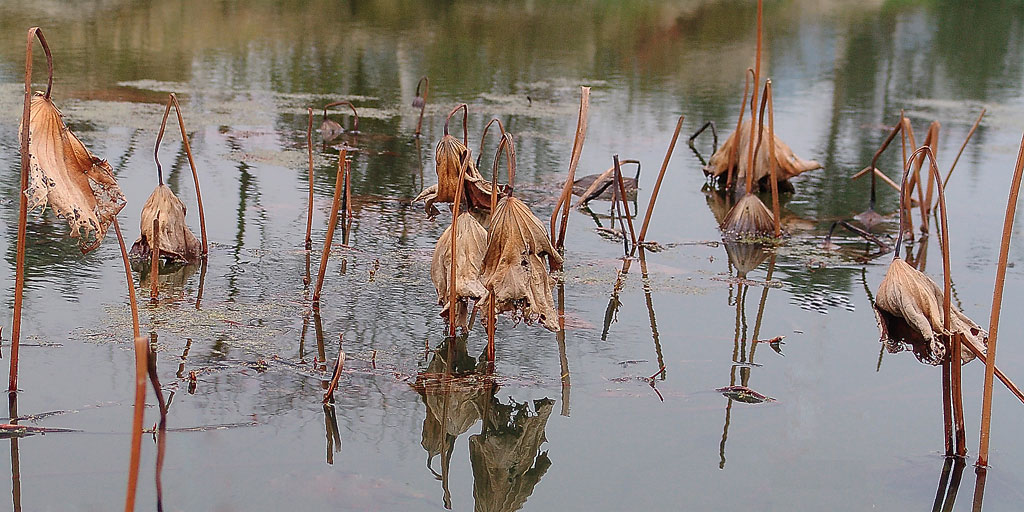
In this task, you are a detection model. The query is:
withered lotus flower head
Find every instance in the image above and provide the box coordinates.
[321,101,359,143]
[431,212,488,328]
[480,195,563,331]
[704,118,821,189]
[434,136,469,204]
[19,92,126,253]
[721,193,774,238]
[412,95,425,110]
[874,257,987,365]
[129,185,201,263]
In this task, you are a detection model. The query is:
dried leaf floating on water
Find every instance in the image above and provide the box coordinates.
[704,119,821,190]
[19,92,126,253]
[874,257,987,365]
[716,385,775,404]
[129,185,201,263]
[431,212,488,328]
[480,196,563,331]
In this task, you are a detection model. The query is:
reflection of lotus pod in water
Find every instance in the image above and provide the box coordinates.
[19,93,126,253]
[431,212,488,328]
[470,398,554,512]
[129,185,202,263]
[704,119,821,189]
[874,257,987,365]
[480,197,563,331]
[723,240,769,278]
[721,194,774,238]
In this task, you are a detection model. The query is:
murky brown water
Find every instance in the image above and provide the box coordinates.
[2,1,1024,510]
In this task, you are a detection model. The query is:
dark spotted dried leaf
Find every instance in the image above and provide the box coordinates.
[129,185,201,263]
[431,212,488,328]
[874,257,987,365]
[18,93,126,253]
[480,197,563,331]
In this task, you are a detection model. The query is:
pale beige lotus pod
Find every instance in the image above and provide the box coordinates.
[18,92,126,253]
[721,193,774,238]
[874,257,987,365]
[431,212,489,328]
[129,185,201,263]
[480,196,563,331]
[704,119,820,189]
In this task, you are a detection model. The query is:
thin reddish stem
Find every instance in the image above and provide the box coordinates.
[636,115,684,248]
[448,150,471,338]
[324,101,359,133]
[978,131,1024,467]
[551,86,591,255]
[305,107,314,250]
[313,151,348,307]
[444,104,468,146]
[613,155,637,249]
[415,76,429,137]
[124,335,148,512]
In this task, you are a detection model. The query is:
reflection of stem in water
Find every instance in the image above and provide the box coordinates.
[145,336,168,512]
[971,467,987,512]
[323,404,342,465]
[931,457,965,512]
[745,254,776,387]
[9,393,21,512]
[438,338,455,510]
[861,268,886,373]
[314,310,326,376]
[720,283,749,469]
[195,259,207,310]
[176,338,192,379]
[639,249,665,380]
[601,259,633,341]
[556,283,570,416]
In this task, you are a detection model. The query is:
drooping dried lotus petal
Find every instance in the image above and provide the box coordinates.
[129,185,201,263]
[874,257,987,365]
[434,134,468,203]
[431,212,488,328]
[469,398,554,512]
[721,193,774,237]
[415,159,497,215]
[704,119,820,189]
[18,93,126,252]
[480,196,563,331]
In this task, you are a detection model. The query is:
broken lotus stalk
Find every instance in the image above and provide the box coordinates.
[480,134,563,332]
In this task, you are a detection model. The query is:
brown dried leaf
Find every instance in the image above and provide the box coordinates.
[19,93,126,252]
[431,212,488,328]
[874,257,987,365]
[721,194,774,237]
[704,119,821,188]
[426,134,497,210]
[129,185,201,263]
[480,197,563,331]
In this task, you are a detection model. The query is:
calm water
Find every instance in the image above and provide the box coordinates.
[1,0,1024,510]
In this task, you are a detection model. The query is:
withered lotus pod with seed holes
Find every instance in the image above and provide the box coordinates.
[129,185,201,263]
[479,196,563,331]
[874,257,987,365]
[705,119,820,190]
[18,92,126,253]
[431,212,488,329]
[721,193,775,238]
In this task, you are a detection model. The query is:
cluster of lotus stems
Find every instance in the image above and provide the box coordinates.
[9,4,1024,507]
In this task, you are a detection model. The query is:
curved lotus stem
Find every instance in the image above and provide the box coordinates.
[476,117,506,169]
[11,27,54,393]
[636,115,684,249]
[490,133,517,209]
[155,93,208,257]
[978,132,1024,467]
[312,151,348,307]
[448,150,472,338]
[726,69,754,190]
[305,108,314,250]
[324,101,360,133]
[414,76,429,137]
[444,103,468,146]
[752,81,781,236]
[899,145,962,454]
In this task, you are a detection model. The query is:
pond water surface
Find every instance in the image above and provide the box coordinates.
[2,1,1024,510]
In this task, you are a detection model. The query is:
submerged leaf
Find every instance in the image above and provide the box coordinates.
[705,119,820,189]
[19,93,126,252]
[129,185,202,263]
[874,257,987,365]
[480,197,563,331]
[431,212,488,328]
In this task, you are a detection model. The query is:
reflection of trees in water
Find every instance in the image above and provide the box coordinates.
[412,337,554,511]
